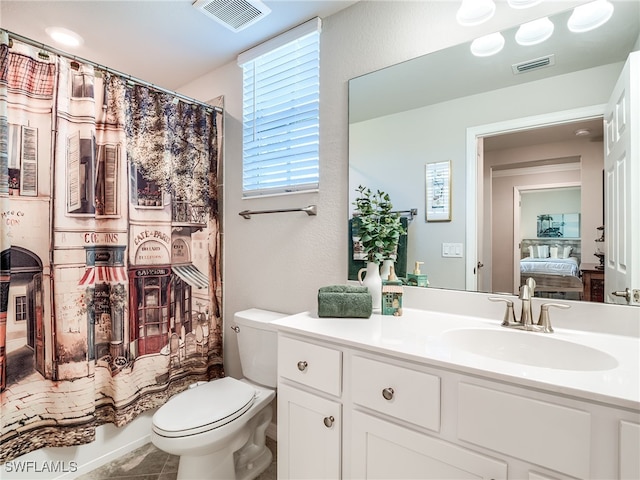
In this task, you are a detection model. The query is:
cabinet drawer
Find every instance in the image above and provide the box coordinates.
[278,336,342,396]
[351,355,440,432]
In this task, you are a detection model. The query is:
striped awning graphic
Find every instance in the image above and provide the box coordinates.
[78,266,128,286]
[172,264,209,289]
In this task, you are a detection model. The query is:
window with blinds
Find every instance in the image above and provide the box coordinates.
[239,18,321,197]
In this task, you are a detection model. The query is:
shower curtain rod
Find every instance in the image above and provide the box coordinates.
[3,29,223,114]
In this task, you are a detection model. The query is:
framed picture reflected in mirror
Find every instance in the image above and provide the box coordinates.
[425,160,451,222]
[536,213,580,238]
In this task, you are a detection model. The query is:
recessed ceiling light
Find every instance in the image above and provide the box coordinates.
[567,0,614,33]
[470,32,505,57]
[456,0,496,26]
[515,17,554,46]
[575,128,591,136]
[508,0,543,8]
[45,27,84,47]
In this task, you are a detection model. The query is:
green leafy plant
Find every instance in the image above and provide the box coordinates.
[353,185,407,264]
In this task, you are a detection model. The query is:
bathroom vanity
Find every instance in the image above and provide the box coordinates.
[274,309,640,479]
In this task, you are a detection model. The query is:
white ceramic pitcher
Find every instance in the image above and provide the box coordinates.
[358,262,382,314]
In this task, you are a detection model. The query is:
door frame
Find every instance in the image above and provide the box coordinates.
[465,105,605,291]
[512,182,582,294]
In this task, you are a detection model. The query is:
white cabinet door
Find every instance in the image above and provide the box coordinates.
[351,411,507,480]
[620,421,640,480]
[277,383,341,479]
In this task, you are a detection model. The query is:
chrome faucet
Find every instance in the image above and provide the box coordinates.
[489,278,570,333]
[519,283,533,327]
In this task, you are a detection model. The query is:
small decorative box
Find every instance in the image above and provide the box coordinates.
[382,284,403,316]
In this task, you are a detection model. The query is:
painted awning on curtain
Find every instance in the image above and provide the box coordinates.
[172,264,209,289]
[78,266,128,286]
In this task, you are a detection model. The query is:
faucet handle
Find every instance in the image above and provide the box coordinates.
[488,297,516,326]
[537,302,570,333]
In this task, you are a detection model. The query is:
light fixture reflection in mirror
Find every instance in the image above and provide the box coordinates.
[470,32,505,57]
[507,0,543,9]
[515,17,554,46]
[456,0,496,26]
[348,2,639,306]
[568,0,614,33]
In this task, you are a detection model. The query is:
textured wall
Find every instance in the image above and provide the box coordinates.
[178,0,591,377]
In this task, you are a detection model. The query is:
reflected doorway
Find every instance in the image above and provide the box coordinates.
[471,113,604,299]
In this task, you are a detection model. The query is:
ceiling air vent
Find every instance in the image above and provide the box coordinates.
[512,54,556,75]
[193,0,271,32]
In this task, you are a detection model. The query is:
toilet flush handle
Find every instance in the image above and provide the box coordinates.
[230,325,240,333]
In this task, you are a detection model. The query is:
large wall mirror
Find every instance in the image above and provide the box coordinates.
[348,1,639,306]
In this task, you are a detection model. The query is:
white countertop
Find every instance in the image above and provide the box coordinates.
[273,308,640,411]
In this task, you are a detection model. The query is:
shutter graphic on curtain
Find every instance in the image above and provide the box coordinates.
[104,145,117,215]
[20,126,37,196]
[96,143,118,215]
[67,131,81,211]
[7,123,20,193]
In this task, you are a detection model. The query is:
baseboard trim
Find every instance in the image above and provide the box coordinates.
[57,434,151,479]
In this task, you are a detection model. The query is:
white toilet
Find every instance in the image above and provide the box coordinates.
[151,308,285,480]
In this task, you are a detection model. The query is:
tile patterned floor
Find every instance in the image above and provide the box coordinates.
[76,436,277,480]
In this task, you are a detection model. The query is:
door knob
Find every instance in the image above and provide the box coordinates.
[611,288,632,302]
[611,287,631,303]
[323,416,335,428]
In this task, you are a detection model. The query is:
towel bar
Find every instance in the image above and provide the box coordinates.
[238,204,317,219]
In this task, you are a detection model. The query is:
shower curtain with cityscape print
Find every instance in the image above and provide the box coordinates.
[0,33,223,462]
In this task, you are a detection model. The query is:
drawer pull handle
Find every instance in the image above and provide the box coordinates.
[382,387,394,401]
[297,360,308,371]
[323,416,335,428]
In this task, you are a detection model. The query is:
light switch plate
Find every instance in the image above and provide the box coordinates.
[442,243,463,258]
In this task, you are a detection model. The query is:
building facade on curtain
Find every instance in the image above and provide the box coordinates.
[0,35,223,462]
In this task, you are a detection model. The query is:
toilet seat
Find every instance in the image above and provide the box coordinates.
[153,377,256,438]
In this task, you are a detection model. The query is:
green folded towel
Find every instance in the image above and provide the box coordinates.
[318,285,369,294]
[318,285,372,318]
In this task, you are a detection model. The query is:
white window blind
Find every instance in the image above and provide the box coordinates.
[239,17,321,197]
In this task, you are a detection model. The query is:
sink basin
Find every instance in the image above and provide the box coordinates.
[442,328,618,371]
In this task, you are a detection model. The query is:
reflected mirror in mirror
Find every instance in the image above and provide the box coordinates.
[348,1,639,306]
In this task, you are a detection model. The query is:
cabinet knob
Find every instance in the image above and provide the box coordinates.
[382,387,394,401]
[323,416,335,428]
[297,360,308,372]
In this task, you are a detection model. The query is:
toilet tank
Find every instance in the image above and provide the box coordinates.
[234,308,286,388]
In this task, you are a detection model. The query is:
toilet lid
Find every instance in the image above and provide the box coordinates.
[153,377,255,438]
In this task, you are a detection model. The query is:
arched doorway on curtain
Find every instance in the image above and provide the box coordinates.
[3,247,45,385]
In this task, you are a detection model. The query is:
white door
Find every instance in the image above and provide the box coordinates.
[604,51,639,305]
